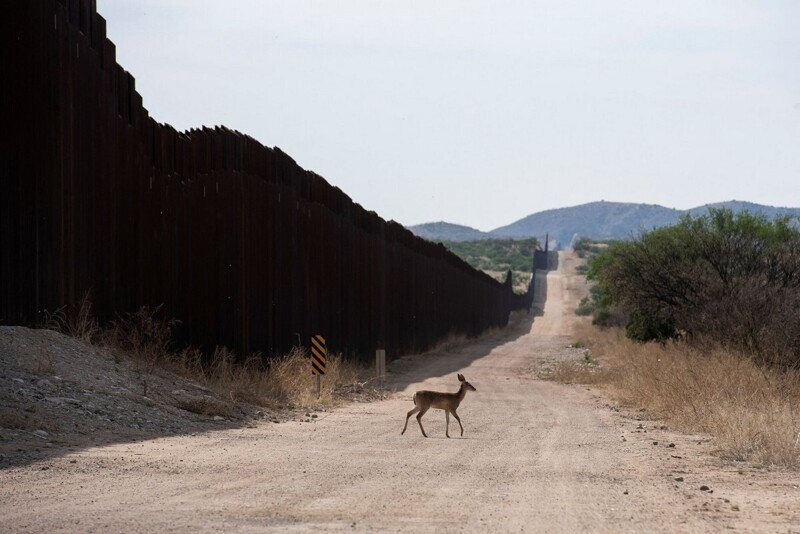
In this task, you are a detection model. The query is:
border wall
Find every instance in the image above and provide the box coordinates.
[1,0,534,362]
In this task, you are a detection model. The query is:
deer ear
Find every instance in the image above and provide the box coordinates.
[457,374,465,381]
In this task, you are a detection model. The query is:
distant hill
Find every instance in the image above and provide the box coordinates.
[494,201,800,246]
[410,201,800,247]
[407,222,492,242]
[490,201,681,246]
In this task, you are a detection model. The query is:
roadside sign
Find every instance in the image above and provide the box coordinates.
[376,349,386,387]
[311,335,327,375]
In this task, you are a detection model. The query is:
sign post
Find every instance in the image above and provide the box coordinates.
[311,334,327,398]
[376,349,386,387]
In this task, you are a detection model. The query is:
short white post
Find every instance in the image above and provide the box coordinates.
[376,349,386,387]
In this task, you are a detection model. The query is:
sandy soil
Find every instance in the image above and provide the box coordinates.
[1,252,798,532]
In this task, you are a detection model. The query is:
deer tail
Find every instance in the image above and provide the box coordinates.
[412,392,417,405]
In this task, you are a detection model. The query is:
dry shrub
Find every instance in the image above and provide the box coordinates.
[201,347,272,405]
[263,347,361,409]
[579,327,800,467]
[105,316,374,412]
[173,347,205,378]
[44,291,99,343]
[105,305,175,373]
[170,346,367,411]
[34,295,379,415]
[428,332,469,354]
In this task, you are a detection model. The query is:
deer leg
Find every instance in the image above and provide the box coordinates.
[445,410,451,438]
[401,406,420,435]
[416,406,430,437]
[451,409,464,436]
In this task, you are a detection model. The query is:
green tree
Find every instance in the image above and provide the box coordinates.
[590,209,800,367]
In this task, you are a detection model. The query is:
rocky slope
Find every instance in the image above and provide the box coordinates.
[0,327,285,467]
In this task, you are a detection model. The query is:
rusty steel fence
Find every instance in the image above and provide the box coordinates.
[1,0,532,363]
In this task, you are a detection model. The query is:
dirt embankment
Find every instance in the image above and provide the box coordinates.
[0,327,295,468]
[1,252,798,532]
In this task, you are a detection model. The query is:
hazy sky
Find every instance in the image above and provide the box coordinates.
[98,1,800,231]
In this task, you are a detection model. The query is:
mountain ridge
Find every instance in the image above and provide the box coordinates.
[406,221,493,242]
[408,200,800,246]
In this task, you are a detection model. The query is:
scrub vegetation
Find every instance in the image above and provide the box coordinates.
[564,210,800,467]
[45,299,374,410]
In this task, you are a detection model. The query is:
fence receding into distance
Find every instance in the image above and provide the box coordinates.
[1,0,534,362]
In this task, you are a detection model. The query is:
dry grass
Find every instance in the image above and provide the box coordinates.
[262,347,363,409]
[167,346,372,411]
[158,344,375,411]
[40,300,382,414]
[44,291,100,343]
[561,322,800,467]
[196,347,270,405]
[550,350,606,385]
[104,305,175,374]
[43,298,518,416]
[427,332,470,353]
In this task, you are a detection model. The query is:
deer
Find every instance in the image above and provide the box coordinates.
[401,374,477,438]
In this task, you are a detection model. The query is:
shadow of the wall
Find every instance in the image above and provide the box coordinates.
[531,269,548,317]
[0,409,254,471]
[387,268,550,393]
[386,313,534,393]
[547,251,559,271]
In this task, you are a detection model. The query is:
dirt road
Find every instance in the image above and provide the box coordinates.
[2,252,798,532]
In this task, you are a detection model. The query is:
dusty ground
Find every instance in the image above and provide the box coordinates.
[1,252,799,532]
